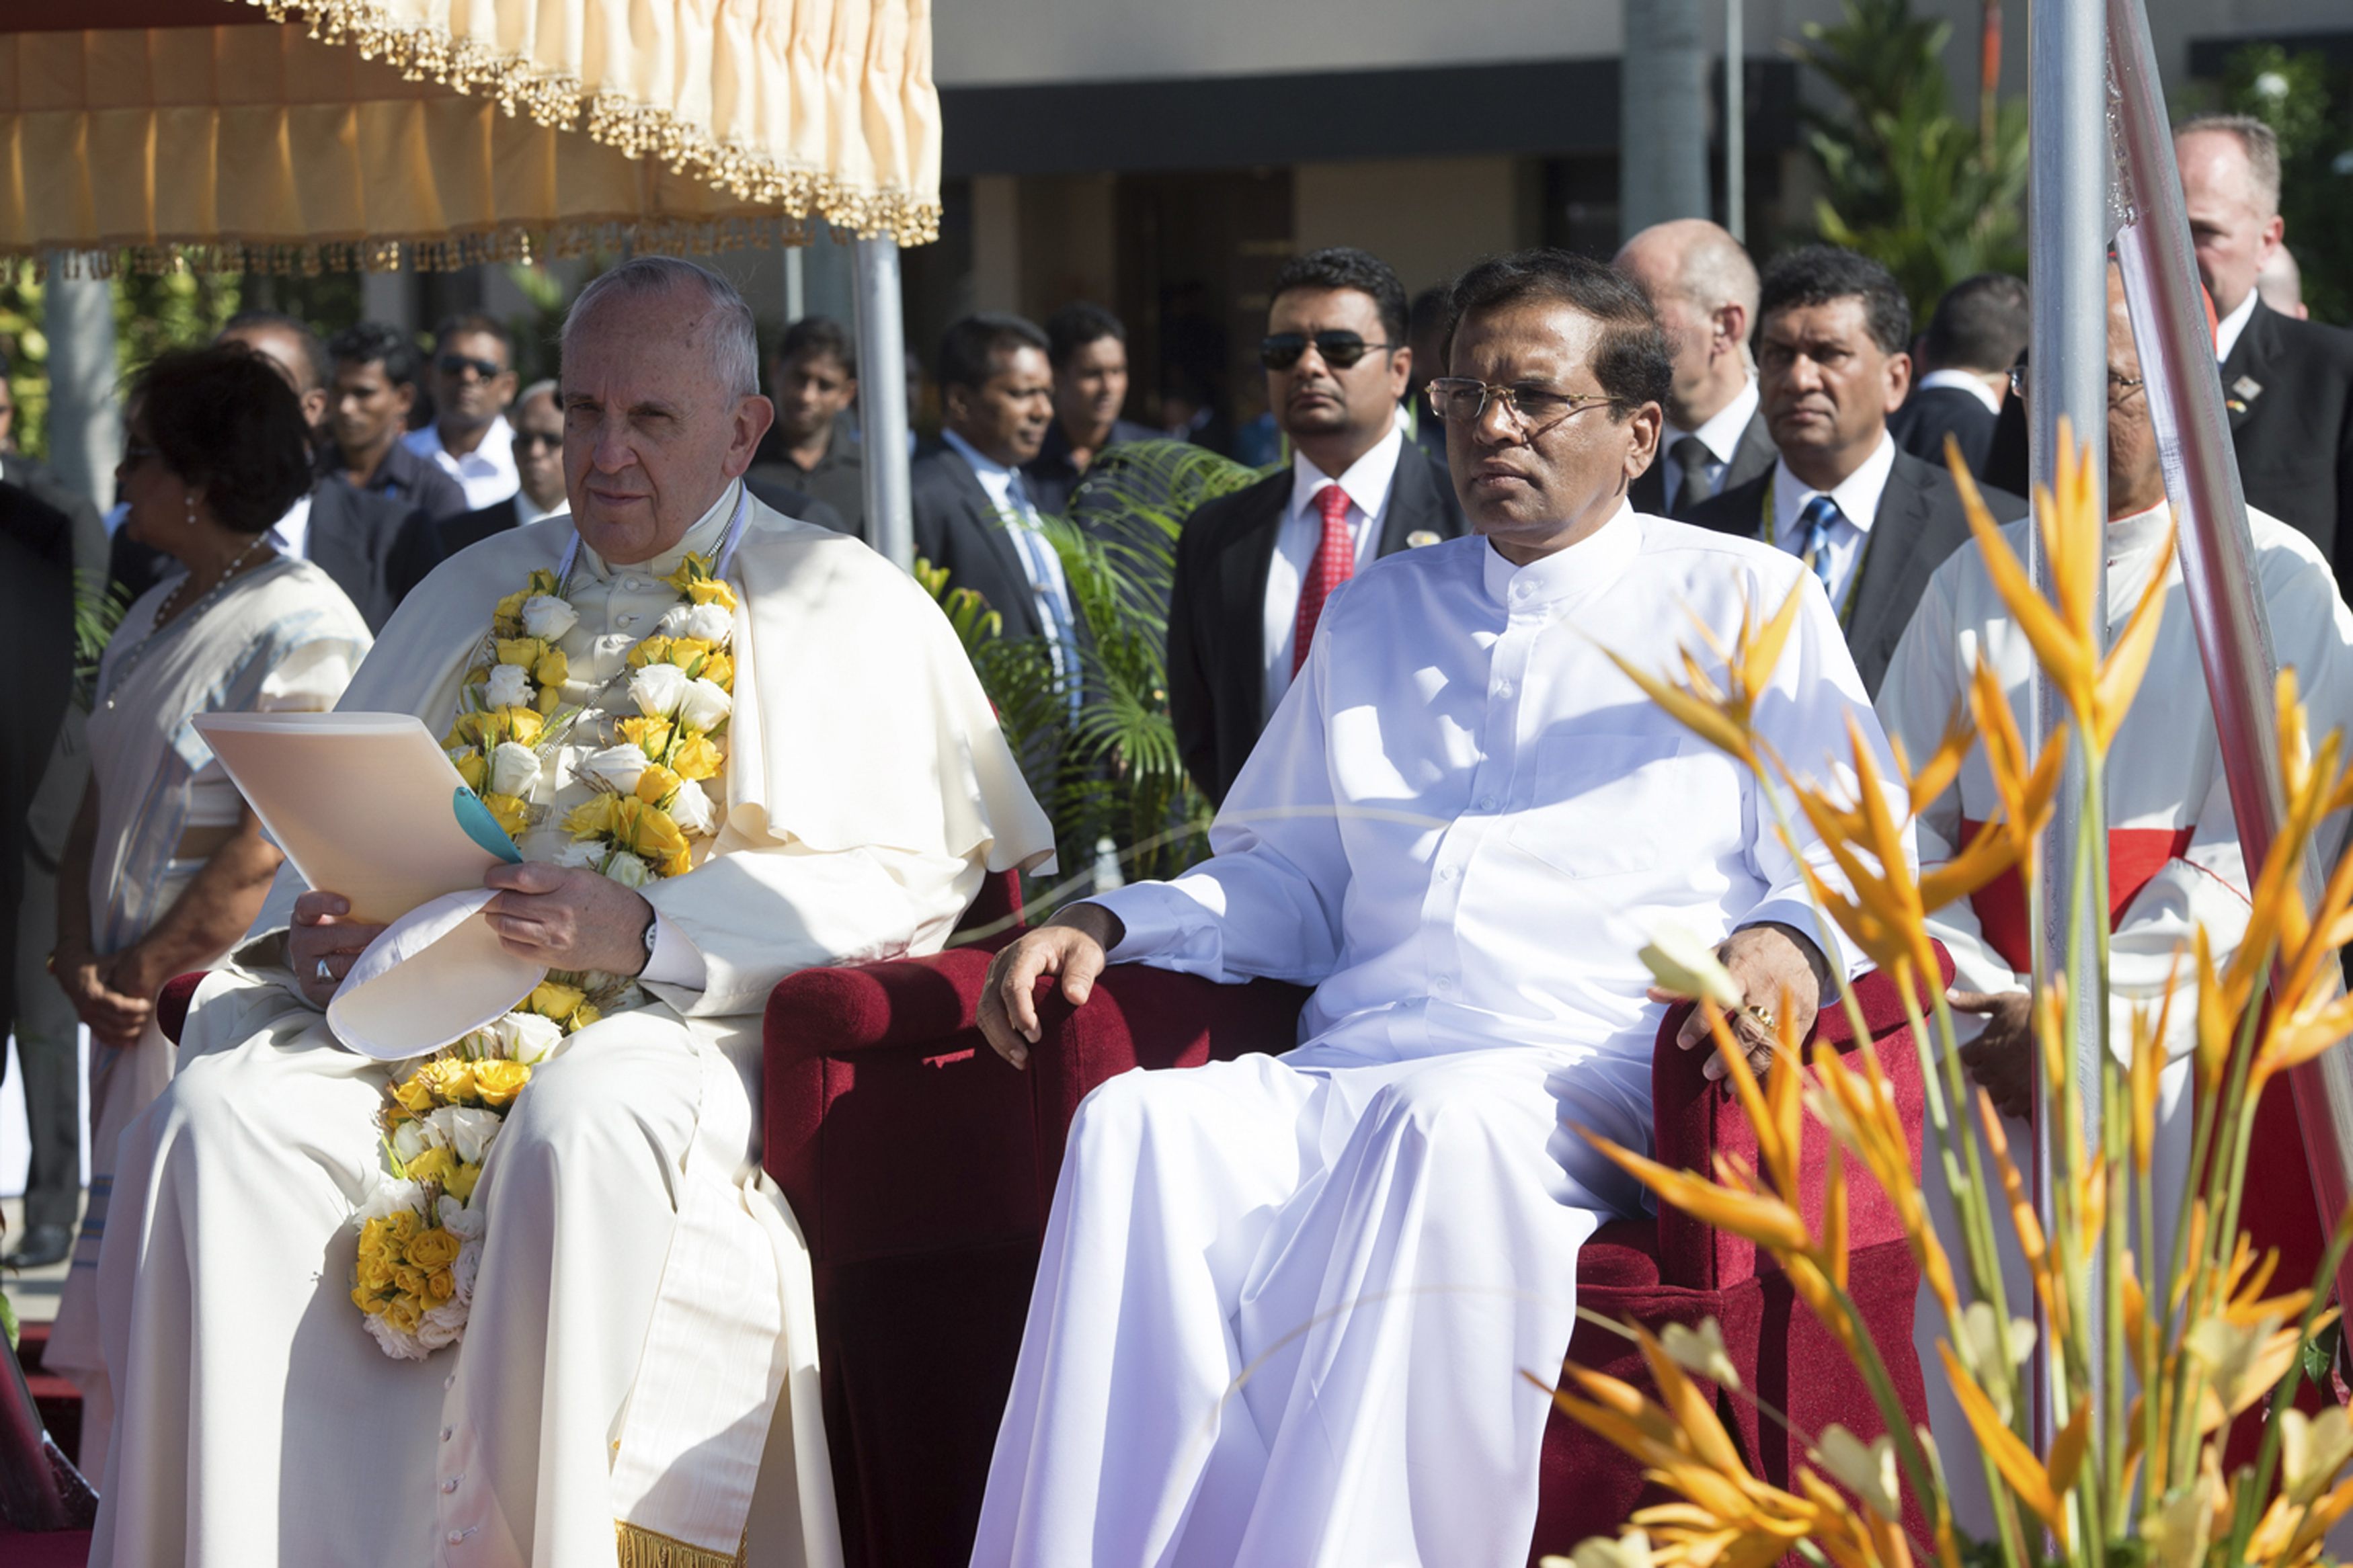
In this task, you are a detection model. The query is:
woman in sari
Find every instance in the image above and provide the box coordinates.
[46,343,373,1469]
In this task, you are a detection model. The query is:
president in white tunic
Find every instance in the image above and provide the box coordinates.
[90,259,1053,1567]
[967,251,1911,1567]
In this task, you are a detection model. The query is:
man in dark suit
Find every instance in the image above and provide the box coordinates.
[2178,114,2353,581]
[1022,302,1158,518]
[439,380,569,554]
[1888,272,2026,482]
[1613,219,1777,518]
[110,312,442,631]
[324,321,469,524]
[747,316,866,538]
[1687,247,2025,694]
[910,314,1076,656]
[1167,247,1467,804]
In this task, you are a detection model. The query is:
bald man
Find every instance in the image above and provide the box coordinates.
[1613,218,1778,518]
[2176,114,2353,582]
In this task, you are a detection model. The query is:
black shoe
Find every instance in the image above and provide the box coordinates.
[2,1223,73,1268]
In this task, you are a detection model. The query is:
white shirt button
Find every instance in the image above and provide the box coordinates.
[1476,795,1497,812]
[1492,682,1513,700]
[1438,864,1458,882]
[619,614,639,628]
[442,1478,460,1494]
[1433,975,1455,993]
[447,1530,466,1544]
[440,1426,454,1442]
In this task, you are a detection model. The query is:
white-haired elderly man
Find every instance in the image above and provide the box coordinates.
[91,258,1053,1567]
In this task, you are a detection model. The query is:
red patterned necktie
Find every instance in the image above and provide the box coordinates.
[1293,483,1355,675]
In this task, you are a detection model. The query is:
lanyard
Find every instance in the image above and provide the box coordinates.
[1759,483,1873,630]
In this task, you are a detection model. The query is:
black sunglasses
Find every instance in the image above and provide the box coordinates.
[438,353,507,380]
[1260,332,1393,372]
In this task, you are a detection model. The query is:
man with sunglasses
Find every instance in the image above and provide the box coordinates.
[403,312,522,511]
[969,249,1899,1567]
[436,380,570,554]
[1167,246,1465,806]
[1685,246,2024,695]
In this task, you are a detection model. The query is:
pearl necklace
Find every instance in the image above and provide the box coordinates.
[101,535,280,712]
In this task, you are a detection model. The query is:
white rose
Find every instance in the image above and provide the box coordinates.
[604,850,654,888]
[356,1178,426,1226]
[629,662,690,718]
[489,741,541,798]
[675,676,733,733]
[553,840,603,871]
[682,603,733,644]
[391,1120,430,1163]
[666,778,717,837]
[417,1301,469,1350]
[428,1104,503,1165]
[362,1313,432,1360]
[485,663,533,710]
[520,593,579,640]
[655,604,692,637]
[492,1010,564,1064]
[577,743,648,796]
[437,1195,487,1241]
[452,1235,483,1298]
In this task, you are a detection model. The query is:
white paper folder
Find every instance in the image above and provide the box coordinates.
[191,711,547,1060]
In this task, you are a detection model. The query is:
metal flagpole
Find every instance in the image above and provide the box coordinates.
[1724,0,1744,242]
[2106,0,2353,1311]
[2026,0,2110,1449]
[852,236,915,572]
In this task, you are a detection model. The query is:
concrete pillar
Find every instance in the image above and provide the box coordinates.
[1620,0,1712,238]
[971,175,1022,314]
[360,267,415,333]
[40,257,119,510]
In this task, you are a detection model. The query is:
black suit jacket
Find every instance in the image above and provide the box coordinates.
[1684,445,2026,696]
[910,442,1070,643]
[1168,440,1468,805]
[1629,405,1778,519]
[2220,298,2353,585]
[111,475,441,633]
[439,496,520,556]
[1888,384,2000,482]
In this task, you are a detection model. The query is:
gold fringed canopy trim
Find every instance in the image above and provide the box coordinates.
[246,0,940,245]
[614,1519,747,1568]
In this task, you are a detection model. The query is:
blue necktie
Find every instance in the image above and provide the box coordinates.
[1006,475,1084,718]
[1796,493,1842,597]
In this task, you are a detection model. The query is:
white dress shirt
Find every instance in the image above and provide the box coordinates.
[266,493,313,561]
[1766,431,1899,614]
[1658,376,1760,511]
[1098,509,1899,1067]
[1263,422,1404,712]
[941,429,1078,663]
[404,413,521,511]
[515,491,568,527]
[2214,287,2260,365]
[1916,367,2003,415]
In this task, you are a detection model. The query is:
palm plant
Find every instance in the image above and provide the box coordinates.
[924,438,1265,907]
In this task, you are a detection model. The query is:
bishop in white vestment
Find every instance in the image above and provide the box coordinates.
[967,252,1911,1567]
[1874,263,2353,1538]
[90,260,1053,1567]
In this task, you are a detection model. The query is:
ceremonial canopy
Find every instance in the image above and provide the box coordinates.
[0,0,941,272]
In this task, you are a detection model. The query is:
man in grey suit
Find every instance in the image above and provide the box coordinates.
[1613,218,1778,518]
[1686,246,2025,695]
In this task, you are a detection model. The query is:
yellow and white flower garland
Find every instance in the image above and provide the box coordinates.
[353,544,743,1360]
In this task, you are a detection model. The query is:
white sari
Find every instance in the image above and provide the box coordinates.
[47,552,370,1470]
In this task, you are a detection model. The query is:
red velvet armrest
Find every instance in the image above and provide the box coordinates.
[158,971,207,1046]
[1649,946,1951,1291]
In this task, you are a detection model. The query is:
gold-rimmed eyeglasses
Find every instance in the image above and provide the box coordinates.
[1425,378,1623,437]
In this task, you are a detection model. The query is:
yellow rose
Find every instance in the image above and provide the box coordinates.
[617,715,672,759]
[627,635,674,670]
[443,1161,482,1202]
[393,1264,429,1301]
[665,637,715,669]
[662,848,694,878]
[623,802,690,866]
[502,706,547,746]
[496,636,546,669]
[386,1210,422,1244]
[428,1268,456,1302]
[357,1253,396,1293]
[534,648,569,688]
[492,590,529,630]
[383,1296,423,1335]
[406,1147,456,1188]
[351,1284,385,1315]
[406,1227,462,1269]
[473,1059,531,1108]
[452,750,489,792]
[393,1075,438,1117]
[685,579,737,612]
[481,792,530,839]
[699,653,733,690]
[570,1003,600,1030]
[563,796,616,839]
[669,734,722,782]
[529,980,586,1020]
[635,764,682,806]
[417,1059,479,1102]
[536,683,564,716]
[527,568,559,597]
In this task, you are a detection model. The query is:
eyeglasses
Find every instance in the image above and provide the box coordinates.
[438,353,507,381]
[2005,366,2147,406]
[1425,378,1622,436]
[512,430,562,452]
[1260,332,1393,372]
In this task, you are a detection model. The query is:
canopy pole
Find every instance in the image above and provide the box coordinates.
[2026,0,2110,1450]
[852,237,914,571]
[1724,0,1745,242]
[2106,0,2353,1313]
[42,256,119,511]
[1620,0,1710,236]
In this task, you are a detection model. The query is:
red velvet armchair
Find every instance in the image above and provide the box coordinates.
[762,905,1948,1568]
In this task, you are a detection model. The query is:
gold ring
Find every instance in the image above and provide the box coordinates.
[1743,1002,1776,1034]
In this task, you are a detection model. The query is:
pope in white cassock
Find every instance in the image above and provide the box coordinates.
[1876,263,2353,1540]
[967,249,1915,1567]
[88,258,1053,1567]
